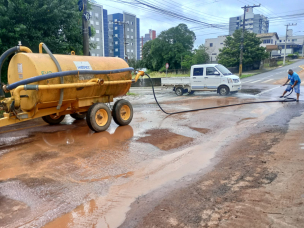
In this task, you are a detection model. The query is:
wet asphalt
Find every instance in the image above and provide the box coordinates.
[1,60,304,227]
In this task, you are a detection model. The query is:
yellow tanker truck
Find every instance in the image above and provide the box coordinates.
[0,43,144,132]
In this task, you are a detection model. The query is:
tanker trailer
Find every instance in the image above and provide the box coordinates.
[0,43,144,132]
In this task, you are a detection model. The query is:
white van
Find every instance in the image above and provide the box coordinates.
[161,64,241,96]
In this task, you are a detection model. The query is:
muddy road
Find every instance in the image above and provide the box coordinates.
[1,69,304,227]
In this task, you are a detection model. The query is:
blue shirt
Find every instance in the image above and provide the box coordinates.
[288,72,301,85]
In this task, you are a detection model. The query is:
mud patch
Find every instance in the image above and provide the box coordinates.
[189,127,211,134]
[137,129,193,151]
[0,194,29,226]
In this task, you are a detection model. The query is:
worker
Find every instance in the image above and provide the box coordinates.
[280,69,301,102]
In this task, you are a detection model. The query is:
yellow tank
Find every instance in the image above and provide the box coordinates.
[8,53,131,111]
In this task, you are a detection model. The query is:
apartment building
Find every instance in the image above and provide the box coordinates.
[108,12,140,60]
[229,7,269,35]
[89,1,109,56]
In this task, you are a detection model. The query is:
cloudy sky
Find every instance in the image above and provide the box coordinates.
[96,0,304,48]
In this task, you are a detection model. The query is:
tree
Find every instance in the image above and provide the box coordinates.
[0,0,86,83]
[142,24,196,71]
[128,58,144,71]
[181,45,209,69]
[217,29,268,67]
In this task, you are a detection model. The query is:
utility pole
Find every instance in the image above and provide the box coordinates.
[113,21,129,62]
[82,0,90,56]
[239,4,260,77]
[283,23,297,65]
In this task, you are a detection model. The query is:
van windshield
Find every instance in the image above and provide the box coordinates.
[215,64,233,75]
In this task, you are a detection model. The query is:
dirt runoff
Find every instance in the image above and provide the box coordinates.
[121,114,304,227]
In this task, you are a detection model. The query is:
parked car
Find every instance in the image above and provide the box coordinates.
[161,64,241,96]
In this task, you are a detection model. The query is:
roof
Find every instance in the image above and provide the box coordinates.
[191,64,218,68]
[256,32,279,40]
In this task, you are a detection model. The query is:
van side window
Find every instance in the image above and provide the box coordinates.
[206,67,219,75]
[193,68,204,76]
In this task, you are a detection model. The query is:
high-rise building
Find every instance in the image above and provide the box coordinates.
[140,29,156,59]
[229,8,269,35]
[89,1,109,56]
[108,12,140,60]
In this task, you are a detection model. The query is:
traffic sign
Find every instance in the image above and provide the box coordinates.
[166,63,169,69]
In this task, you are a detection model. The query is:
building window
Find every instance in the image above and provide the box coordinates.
[127,35,129,38]
[237,17,239,20]
[97,46,100,50]
[131,22,133,25]
[90,20,94,25]
[89,11,92,16]
[126,21,129,24]
[220,43,223,45]
[127,49,130,52]
[115,26,118,30]
[96,38,100,41]
[131,29,133,32]
[292,39,297,42]
[96,54,99,56]
[279,40,281,42]
[131,43,133,46]
[91,53,95,56]
[114,19,117,22]
[127,28,129,31]
[96,21,99,25]
[110,50,113,53]
[96,30,99,34]
[90,37,94,41]
[95,13,99,18]
[131,50,133,52]
[131,36,133,39]
[115,34,118,37]
[115,48,118,52]
[210,43,213,47]
[115,41,118,45]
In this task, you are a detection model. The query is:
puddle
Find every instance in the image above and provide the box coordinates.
[137,129,193,151]
[237,117,257,124]
[240,89,263,95]
[0,125,134,181]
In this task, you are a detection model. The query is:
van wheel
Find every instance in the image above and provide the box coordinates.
[86,103,112,132]
[70,112,86,120]
[175,87,184,96]
[112,99,133,126]
[218,86,230,96]
[42,114,65,125]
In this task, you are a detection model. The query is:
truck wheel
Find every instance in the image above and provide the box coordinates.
[218,86,230,96]
[175,87,184,96]
[112,99,133,126]
[86,103,112,132]
[70,112,86,120]
[42,114,65,125]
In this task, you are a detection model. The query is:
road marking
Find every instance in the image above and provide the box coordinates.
[256,86,281,96]
[250,79,263,83]
[262,79,274,83]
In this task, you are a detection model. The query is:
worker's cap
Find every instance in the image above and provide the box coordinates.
[288,69,293,72]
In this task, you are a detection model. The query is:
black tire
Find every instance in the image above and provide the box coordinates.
[188,91,195,95]
[112,99,133,126]
[42,114,65,125]
[70,112,86,120]
[86,103,112,132]
[218,86,230,96]
[175,87,184,96]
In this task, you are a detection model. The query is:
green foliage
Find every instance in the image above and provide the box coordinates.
[127,58,144,71]
[142,24,196,71]
[217,29,268,67]
[0,0,85,83]
[181,45,209,69]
